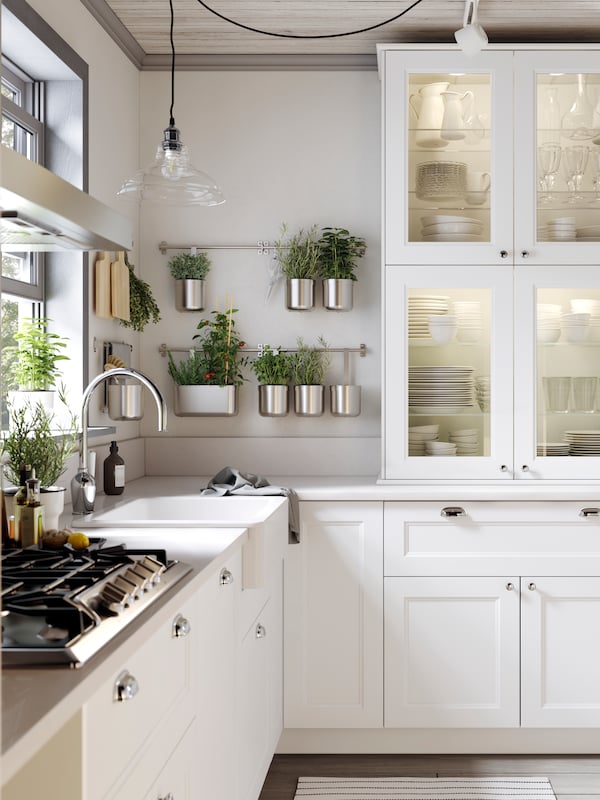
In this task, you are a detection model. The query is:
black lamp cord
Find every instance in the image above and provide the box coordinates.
[169,0,175,127]
[193,0,425,39]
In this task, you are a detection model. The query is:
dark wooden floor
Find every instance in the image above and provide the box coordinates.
[259,755,600,800]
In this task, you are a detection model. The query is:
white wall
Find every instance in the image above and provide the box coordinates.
[137,69,382,476]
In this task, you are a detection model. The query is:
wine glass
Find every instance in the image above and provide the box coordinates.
[537,143,562,205]
[562,145,589,203]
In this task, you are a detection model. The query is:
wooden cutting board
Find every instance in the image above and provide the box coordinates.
[95,251,112,318]
[111,251,130,321]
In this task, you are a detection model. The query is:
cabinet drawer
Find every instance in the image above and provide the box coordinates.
[85,599,195,800]
[384,501,600,576]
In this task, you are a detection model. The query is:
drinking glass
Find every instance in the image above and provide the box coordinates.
[563,145,589,203]
[591,147,600,202]
[571,376,598,413]
[542,376,572,413]
[537,143,562,204]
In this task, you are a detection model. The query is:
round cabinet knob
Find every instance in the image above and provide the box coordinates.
[158,794,174,800]
[500,464,509,473]
[172,614,191,638]
[521,465,529,472]
[219,568,234,586]
[506,582,514,591]
[114,670,139,702]
[521,250,530,258]
[528,582,536,591]
[256,623,267,639]
[499,250,509,259]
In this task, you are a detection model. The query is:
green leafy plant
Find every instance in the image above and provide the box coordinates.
[167,251,211,280]
[275,223,320,279]
[4,317,69,391]
[2,390,79,487]
[120,252,161,332]
[251,345,293,385]
[168,308,248,387]
[318,227,366,281]
[290,336,331,386]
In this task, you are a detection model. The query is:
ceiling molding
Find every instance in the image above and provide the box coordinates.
[79,0,145,68]
[141,53,378,71]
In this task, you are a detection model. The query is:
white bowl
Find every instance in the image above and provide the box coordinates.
[408,431,440,442]
[536,328,561,343]
[421,222,483,236]
[563,325,590,343]
[562,312,591,323]
[457,327,483,342]
[408,424,440,433]
[420,214,480,226]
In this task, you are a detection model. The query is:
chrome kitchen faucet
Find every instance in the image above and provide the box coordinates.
[71,368,167,514]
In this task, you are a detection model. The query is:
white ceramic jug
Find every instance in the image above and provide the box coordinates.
[440,90,474,141]
[409,81,450,149]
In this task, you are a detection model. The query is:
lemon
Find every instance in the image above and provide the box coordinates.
[68,532,90,550]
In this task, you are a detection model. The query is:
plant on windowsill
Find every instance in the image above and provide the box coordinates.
[317,226,366,311]
[251,345,293,417]
[167,306,248,416]
[274,223,320,310]
[167,249,212,312]
[290,336,331,417]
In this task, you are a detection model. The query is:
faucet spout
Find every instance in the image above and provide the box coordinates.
[71,368,167,514]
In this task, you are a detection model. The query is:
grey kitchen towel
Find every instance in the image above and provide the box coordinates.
[201,466,300,540]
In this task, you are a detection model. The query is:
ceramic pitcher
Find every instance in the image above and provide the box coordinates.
[408,81,449,149]
[440,90,474,141]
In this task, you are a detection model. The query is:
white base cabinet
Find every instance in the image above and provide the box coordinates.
[284,502,384,728]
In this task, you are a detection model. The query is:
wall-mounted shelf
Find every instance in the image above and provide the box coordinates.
[159,343,367,357]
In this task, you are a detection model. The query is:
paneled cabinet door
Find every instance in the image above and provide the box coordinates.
[141,720,198,800]
[284,502,384,728]
[521,576,600,728]
[384,576,520,728]
[380,48,513,266]
[383,266,513,480]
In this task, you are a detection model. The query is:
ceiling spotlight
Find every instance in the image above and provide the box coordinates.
[454,0,488,57]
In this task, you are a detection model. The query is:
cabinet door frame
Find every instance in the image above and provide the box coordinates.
[382,265,514,480]
[381,48,514,266]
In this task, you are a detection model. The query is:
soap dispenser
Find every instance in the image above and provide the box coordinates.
[103,441,125,495]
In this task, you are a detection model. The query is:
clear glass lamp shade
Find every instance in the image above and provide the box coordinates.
[117,142,225,206]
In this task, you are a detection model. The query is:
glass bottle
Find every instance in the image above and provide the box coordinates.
[561,73,596,140]
[103,441,125,495]
[539,86,561,144]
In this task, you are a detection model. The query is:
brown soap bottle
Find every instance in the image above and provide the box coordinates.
[103,441,125,495]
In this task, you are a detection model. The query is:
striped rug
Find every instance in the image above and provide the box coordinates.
[294,777,556,800]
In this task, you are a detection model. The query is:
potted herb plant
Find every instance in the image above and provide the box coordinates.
[4,317,70,412]
[2,391,79,529]
[318,226,366,311]
[275,223,320,310]
[167,305,247,416]
[167,248,211,312]
[290,336,331,416]
[251,345,293,417]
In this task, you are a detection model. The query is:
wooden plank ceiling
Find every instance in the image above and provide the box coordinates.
[97,0,600,57]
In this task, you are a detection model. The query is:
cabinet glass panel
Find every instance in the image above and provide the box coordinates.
[407,287,491,458]
[407,73,492,244]
[536,287,600,457]
[536,73,600,241]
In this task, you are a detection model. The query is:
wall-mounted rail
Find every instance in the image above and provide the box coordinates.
[159,241,274,255]
[159,343,367,357]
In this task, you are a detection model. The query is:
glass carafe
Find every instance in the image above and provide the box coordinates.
[561,73,597,140]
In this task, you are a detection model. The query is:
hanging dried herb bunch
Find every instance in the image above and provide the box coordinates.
[119,252,161,332]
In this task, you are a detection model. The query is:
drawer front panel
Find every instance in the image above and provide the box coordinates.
[384,502,600,576]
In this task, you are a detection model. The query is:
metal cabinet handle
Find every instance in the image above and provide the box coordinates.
[500,464,509,473]
[528,582,536,591]
[506,582,514,591]
[499,250,509,259]
[256,623,267,639]
[114,670,139,702]
[158,794,174,800]
[172,614,191,638]
[580,507,600,517]
[521,250,530,258]
[521,465,529,472]
[440,506,466,518]
[219,568,234,586]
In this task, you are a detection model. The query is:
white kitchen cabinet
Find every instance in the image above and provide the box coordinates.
[384,502,600,729]
[284,501,384,728]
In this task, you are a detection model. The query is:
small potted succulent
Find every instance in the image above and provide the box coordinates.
[251,345,293,417]
[167,248,211,311]
[167,306,247,416]
[318,227,366,311]
[275,223,320,310]
[290,336,331,416]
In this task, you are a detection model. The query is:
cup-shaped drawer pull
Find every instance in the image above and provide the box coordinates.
[219,568,234,586]
[114,670,139,702]
[172,614,191,638]
[256,623,267,639]
[580,507,600,517]
[440,506,466,518]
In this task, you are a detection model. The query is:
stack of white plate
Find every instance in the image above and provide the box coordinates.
[537,442,570,456]
[408,365,476,414]
[425,440,457,456]
[563,430,600,456]
[577,225,600,241]
[454,300,483,342]
[408,424,439,456]
[537,303,562,343]
[420,214,483,242]
[408,294,451,340]
[475,375,490,411]
[570,298,600,341]
[538,217,576,241]
[449,428,480,456]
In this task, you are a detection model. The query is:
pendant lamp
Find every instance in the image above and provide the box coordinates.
[117,0,225,206]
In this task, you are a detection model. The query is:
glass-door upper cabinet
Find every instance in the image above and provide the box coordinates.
[515,53,600,264]
[383,266,513,480]
[379,48,513,266]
